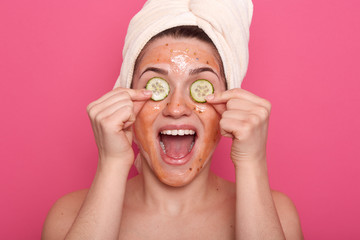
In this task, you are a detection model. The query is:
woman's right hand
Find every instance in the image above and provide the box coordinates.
[87,88,152,166]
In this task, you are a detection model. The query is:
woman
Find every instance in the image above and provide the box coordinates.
[42,0,303,239]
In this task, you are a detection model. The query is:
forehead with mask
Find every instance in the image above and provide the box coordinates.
[132,26,226,88]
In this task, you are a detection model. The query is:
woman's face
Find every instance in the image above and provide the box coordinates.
[132,36,226,187]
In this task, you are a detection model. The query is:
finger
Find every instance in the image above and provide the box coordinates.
[226,98,259,111]
[220,128,233,138]
[221,109,250,121]
[127,88,153,101]
[111,106,136,130]
[88,87,124,109]
[88,88,152,110]
[103,105,135,130]
[209,96,259,116]
[210,103,227,115]
[224,99,270,122]
[206,88,271,109]
[89,92,133,115]
[219,118,240,138]
[92,95,147,124]
[220,118,250,140]
[94,99,133,123]
[87,89,152,119]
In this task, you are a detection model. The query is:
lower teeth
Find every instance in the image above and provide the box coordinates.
[160,141,166,154]
[189,141,195,152]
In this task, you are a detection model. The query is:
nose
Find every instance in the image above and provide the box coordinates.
[162,87,192,119]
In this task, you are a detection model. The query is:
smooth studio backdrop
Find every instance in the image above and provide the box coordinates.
[1,0,359,239]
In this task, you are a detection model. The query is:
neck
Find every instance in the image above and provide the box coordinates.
[137,156,217,216]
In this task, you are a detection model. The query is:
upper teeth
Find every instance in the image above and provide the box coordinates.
[160,129,195,136]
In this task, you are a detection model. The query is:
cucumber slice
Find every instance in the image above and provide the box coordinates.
[145,77,170,101]
[190,79,214,103]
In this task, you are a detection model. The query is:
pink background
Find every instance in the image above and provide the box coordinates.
[1,0,359,239]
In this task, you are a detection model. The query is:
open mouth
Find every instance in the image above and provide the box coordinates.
[159,129,196,161]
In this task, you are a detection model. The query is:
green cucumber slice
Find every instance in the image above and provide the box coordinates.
[190,79,214,103]
[145,77,170,101]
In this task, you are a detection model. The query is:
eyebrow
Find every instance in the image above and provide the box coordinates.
[140,67,168,78]
[189,67,219,79]
[139,66,220,79]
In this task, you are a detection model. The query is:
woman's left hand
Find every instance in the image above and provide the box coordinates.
[205,88,271,166]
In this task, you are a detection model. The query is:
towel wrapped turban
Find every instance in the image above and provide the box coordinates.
[114,0,253,90]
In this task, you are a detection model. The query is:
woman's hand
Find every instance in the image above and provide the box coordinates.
[49,88,152,240]
[87,88,152,165]
[206,88,271,166]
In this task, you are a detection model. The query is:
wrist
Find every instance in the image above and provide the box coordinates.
[232,152,266,167]
[99,150,134,163]
[233,158,268,176]
[97,155,133,174]
[234,160,271,195]
[231,148,266,163]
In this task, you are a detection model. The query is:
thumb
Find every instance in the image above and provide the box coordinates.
[205,93,227,115]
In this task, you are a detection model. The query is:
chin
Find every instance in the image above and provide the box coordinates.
[156,170,197,187]
[136,130,220,188]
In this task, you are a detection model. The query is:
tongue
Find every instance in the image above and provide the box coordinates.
[161,135,194,159]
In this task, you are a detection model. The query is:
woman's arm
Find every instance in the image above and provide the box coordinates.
[63,160,132,240]
[235,162,303,239]
[206,89,303,239]
[234,161,286,239]
[42,88,152,240]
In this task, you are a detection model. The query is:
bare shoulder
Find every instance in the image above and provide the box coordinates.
[42,189,88,240]
[271,190,304,240]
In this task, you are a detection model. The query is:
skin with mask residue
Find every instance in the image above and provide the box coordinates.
[43,35,303,240]
[132,36,226,186]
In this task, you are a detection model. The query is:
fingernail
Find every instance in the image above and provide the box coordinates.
[143,90,153,95]
[205,94,214,100]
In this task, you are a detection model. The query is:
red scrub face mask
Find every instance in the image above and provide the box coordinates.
[132,36,226,187]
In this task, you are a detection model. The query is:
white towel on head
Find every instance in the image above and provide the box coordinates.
[114,0,253,90]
